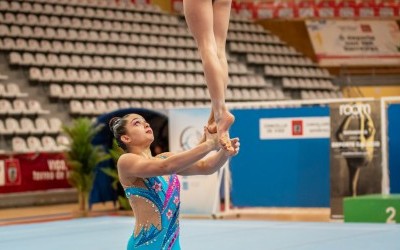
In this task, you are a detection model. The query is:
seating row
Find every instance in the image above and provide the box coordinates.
[0,83,28,98]
[265,65,331,79]
[10,135,69,153]
[282,77,336,90]
[0,25,197,48]
[1,38,200,60]
[0,117,61,135]
[0,99,49,115]
[230,42,300,56]
[0,12,185,36]
[301,90,343,100]
[29,67,267,87]
[0,1,170,24]
[10,52,249,74]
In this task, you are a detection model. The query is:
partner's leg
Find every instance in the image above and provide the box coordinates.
[206,0,232,134]
[213,0,231,91]
[183,0,234,151]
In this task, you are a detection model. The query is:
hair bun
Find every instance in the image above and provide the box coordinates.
[109,117,121,132]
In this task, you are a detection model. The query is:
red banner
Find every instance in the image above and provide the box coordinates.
[0,153,71,193]
[217,0,400,19]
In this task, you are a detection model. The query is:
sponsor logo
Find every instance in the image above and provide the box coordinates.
[361,24,372,32]
[2,159,21,185]
[292,120,303,136]
[339,103,371,116]
[7,164,18,183]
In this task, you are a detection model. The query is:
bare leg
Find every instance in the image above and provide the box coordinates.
[207,0,231,133]
[207,111,217,133]
[213,0,231,92]
[184,0,234,151]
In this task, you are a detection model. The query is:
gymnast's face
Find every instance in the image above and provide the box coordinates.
[120,114,154,147]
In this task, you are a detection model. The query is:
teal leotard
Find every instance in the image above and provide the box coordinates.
[124,172,181,250]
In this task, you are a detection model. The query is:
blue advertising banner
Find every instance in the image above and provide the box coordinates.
[229,107,330,207]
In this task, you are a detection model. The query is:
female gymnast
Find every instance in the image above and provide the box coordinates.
[183,0,235,152]
[109,114,239,249]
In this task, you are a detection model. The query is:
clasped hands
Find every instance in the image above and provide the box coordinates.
[203,127,239,157]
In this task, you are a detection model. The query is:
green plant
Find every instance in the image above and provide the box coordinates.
[62,118,110,215]
[101,139,131,210]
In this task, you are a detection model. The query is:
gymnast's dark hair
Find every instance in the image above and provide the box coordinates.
[109,116,129,152]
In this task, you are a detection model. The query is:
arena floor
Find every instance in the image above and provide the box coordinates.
[0,216,399,250]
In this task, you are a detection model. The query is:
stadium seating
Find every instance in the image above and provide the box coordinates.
[0,0,289,112]
[0,0,343,152]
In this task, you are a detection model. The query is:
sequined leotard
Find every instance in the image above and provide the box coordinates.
[124,167,181,250]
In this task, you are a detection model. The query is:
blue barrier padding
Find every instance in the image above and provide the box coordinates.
[229,107,330,207]
[388,104,400,193]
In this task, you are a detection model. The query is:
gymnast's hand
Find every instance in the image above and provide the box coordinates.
[204,126,219,151]
[204,126,239,156]
[224,137,240,157]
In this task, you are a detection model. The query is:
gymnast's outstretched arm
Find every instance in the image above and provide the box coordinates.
[178,137,239,176]
[117,130,219,179]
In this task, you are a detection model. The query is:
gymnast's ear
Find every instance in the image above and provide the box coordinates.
[121,135,131,144]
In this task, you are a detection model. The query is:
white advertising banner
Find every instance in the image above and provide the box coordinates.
[306,20,400,66]
[260,116,330,140]
[168,108,223,216]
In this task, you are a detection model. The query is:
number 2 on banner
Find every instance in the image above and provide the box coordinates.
[386,207,396,224]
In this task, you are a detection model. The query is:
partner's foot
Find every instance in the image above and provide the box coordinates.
[207,122,217,134]
[217,111,235,152]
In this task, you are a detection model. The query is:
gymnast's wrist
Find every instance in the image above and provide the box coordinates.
[204,138,218,151]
